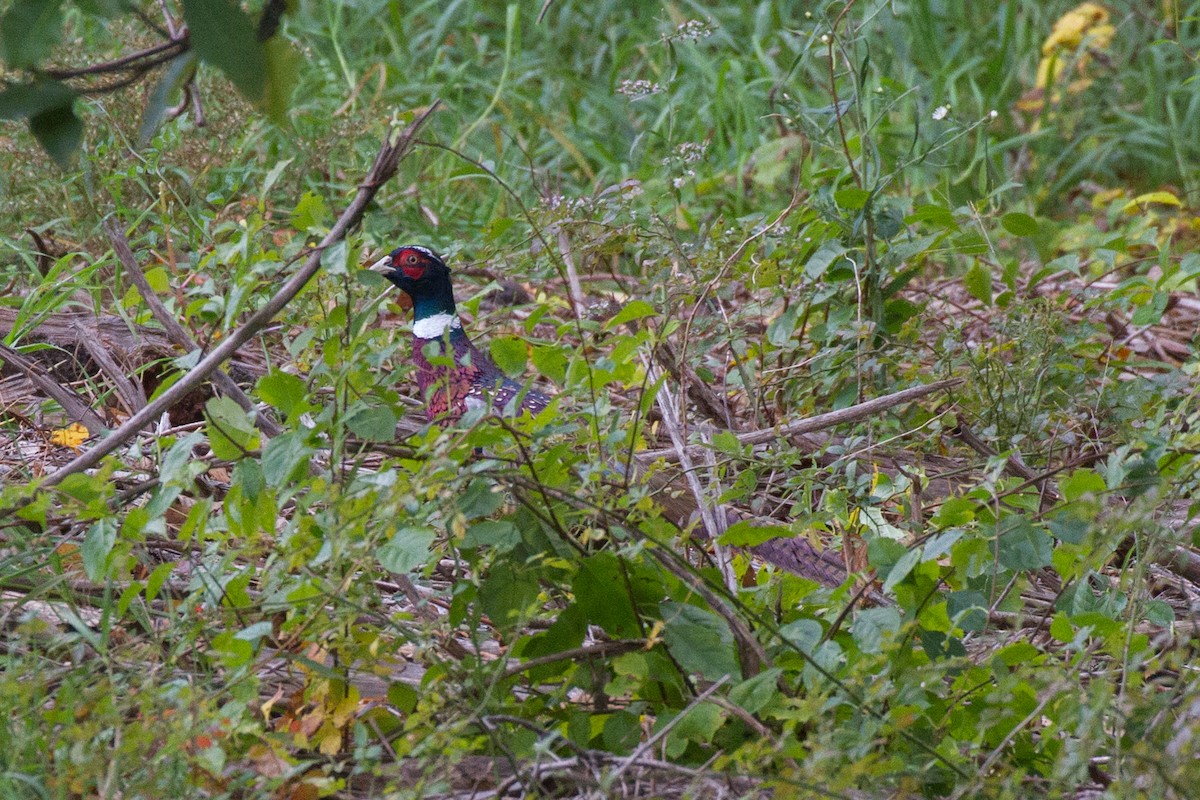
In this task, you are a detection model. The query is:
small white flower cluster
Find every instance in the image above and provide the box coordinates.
[665,18,717,43]
[617,79,663,99]
[676,141,708,164]
[671,173,694,189]
[932,105,950,121]
[544,194,593,214]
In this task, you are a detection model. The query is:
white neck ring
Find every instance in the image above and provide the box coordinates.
[413,313,461,339]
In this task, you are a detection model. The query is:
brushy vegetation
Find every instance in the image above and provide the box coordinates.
[3,1,1200,797]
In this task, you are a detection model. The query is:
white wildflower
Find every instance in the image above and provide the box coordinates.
[617,79,662,99]
[932,105,950,121]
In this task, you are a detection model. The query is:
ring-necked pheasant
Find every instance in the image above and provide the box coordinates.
[369,245,551,421]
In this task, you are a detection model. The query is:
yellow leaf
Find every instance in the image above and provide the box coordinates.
[1122,191,1183,213]
[48,423,89,450]
[1042,3,1112,55]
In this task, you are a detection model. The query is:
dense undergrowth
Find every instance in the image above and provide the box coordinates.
[2,1,1200,797]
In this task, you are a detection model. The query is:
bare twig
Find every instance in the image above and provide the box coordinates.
[0,344,108,433]
[31,104,439,492]
[639,378,962,464]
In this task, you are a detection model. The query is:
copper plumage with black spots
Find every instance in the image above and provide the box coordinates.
[370,246,551,421]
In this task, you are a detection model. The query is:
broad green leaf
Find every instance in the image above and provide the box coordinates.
[0,0,62,68]
[834,187,870,210]
[29,105,82,168]
[81,518,117,581]
[378,526,435,573]
[262,36,299,123]
[963,262,992,306]
[665,703,724,757]
[0,80,74,120]
[479,562,539,625]
[256,369,311,419]
[660,601,741,682]
[931,496,975,527]
[181,0,267,102]
[1000,212,1039,237]
[996,517,1053,572]
[718,520,790,547]
[290,191,330,233]
[138,52,199,147]
[261,430,312,485]
[345,404,397,442]
[1060,468,1106,501]
[804,241,846,280]
[204,396,260,460]
[766,304,800,346]
[574,553,640,638]
[881,547,922,594]
[946,591,987,632]
[1130,290,1168,326]
[905,204,959,230]
[462,520,520,551]
[728,667,783,715]
[850,606,901,653]
[531,344,567,383]
[606,299,657,328]
[458,479,505,519]
[489,336,527,377]
[1048,511,1089,545]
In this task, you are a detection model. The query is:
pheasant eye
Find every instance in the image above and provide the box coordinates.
[400,251,426,279]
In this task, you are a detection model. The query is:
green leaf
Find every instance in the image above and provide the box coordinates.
[479,562,539,625]
[29,105,82,168]
[138,52,199,147]
[462,520,520,551]
[531,345,567,383]
[881,547,922,594]
[850,606,901,653]
[804,241,846,280]
[0,79,74,121]
[574,553,640,638]
[181,0,267,102]
[1060,468,1106,502]
[996,517,1053,572]
[728,668,783,714]
[458,479,505,519]
[930,496,975,527]
[834,187,870,210]
[660,601,741,681]
[261,36,299,123]
[1000,212,1039,237]
[489,336,527,377]
[718,520,790,547]
[256,369,311,419]
[204,396,260,460]
[345,404,397,442]
[261,430,312,486]
[665,703,724,757]
[290,191,330,233]
[378,526,435,573]
[963,262,992,306]
[1130,290,1168,326]
[766,305,800,347]
[905,204,959,230]
[946,591,987,632]
[606,299,657,328]
[0,0,63,68]
[81,518,117,581]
